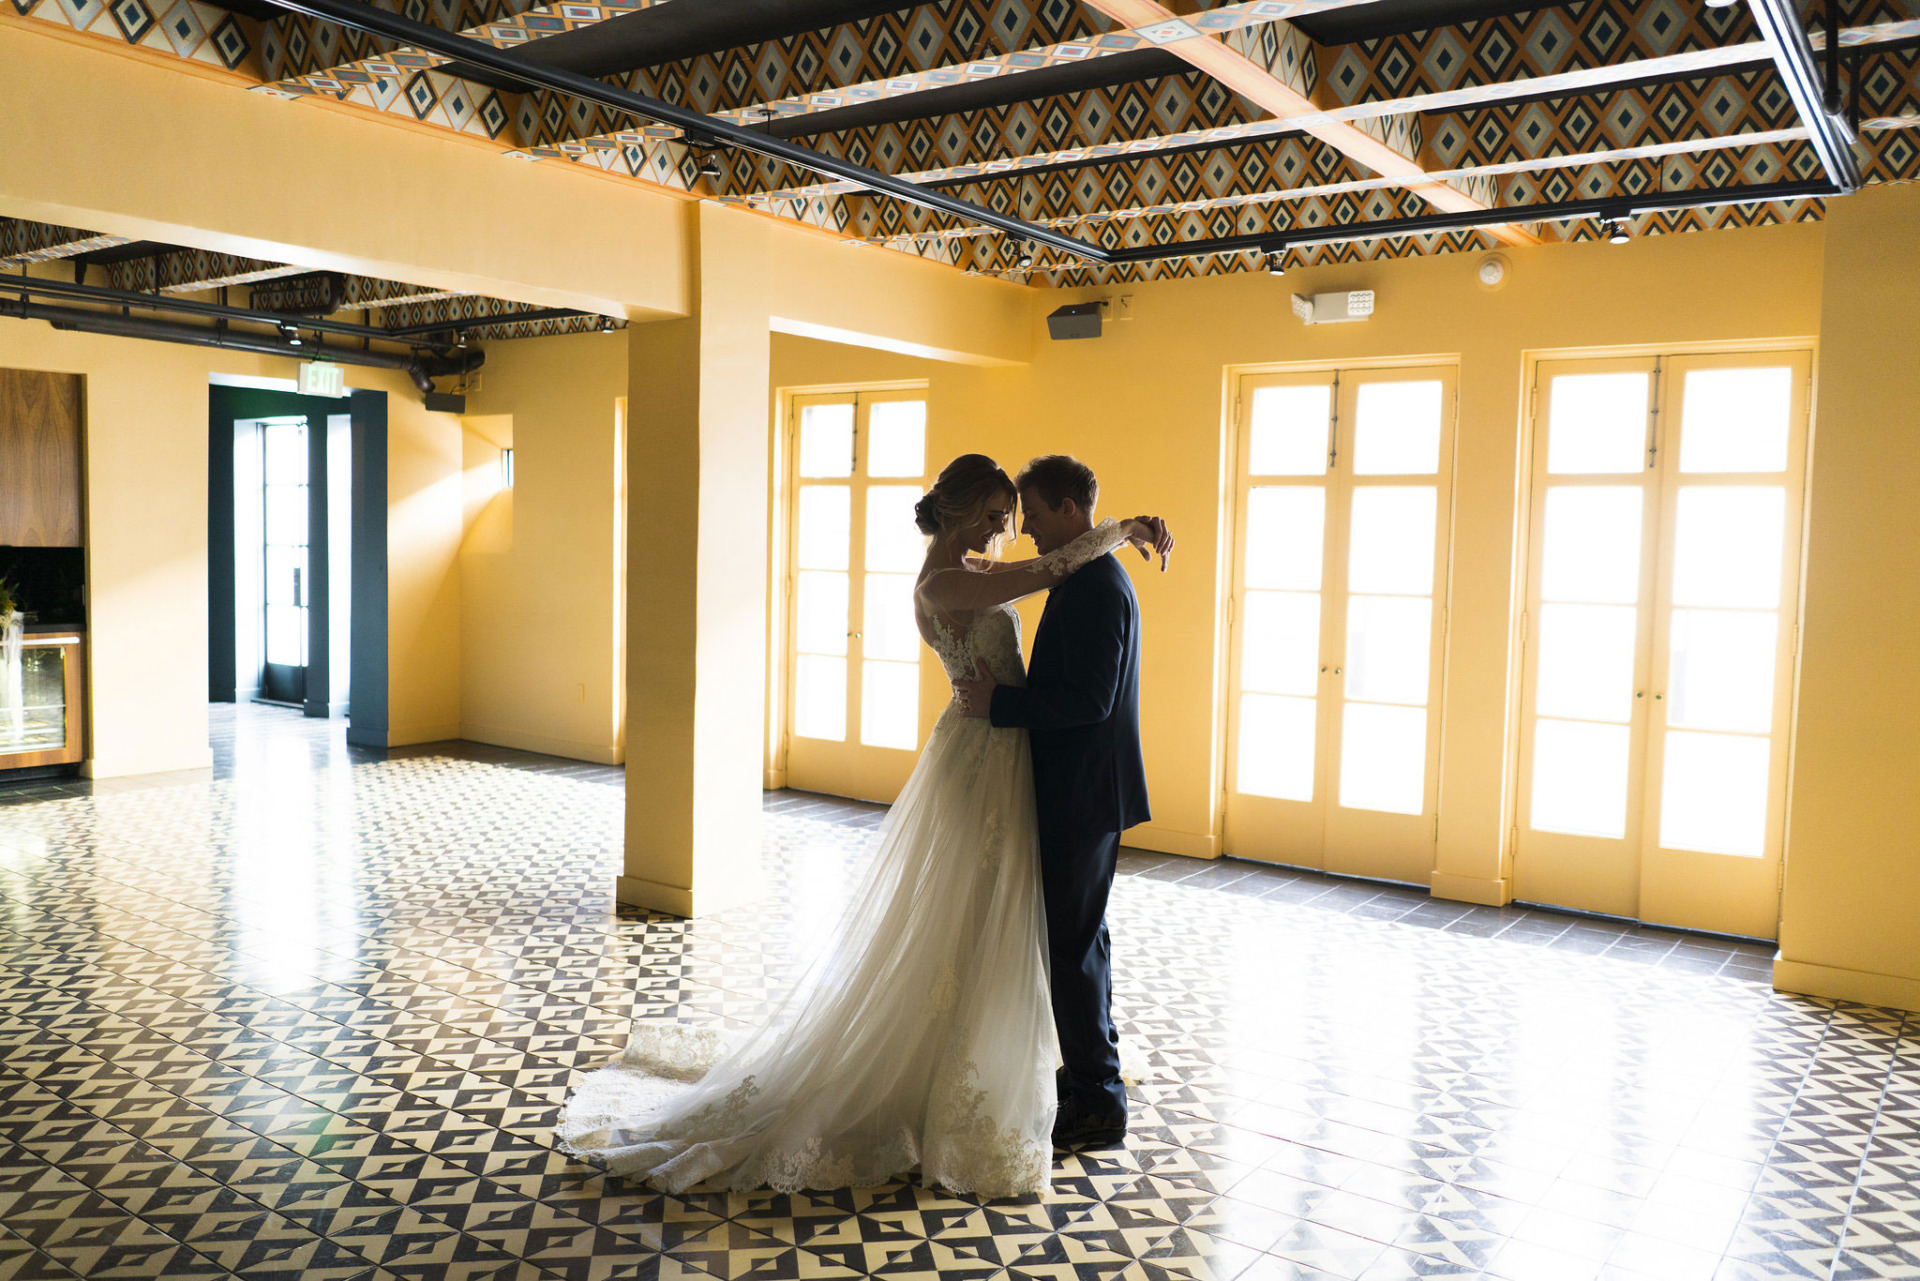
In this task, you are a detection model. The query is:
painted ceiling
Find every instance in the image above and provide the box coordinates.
[6,0,1918,287]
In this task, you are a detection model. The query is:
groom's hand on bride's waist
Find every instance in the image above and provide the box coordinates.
[953,659,996,718]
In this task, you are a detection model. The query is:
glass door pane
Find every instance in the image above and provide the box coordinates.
[860,484,923,750]
[1646,358,1804,881]
[792,482,850,742]
[1513,357,1659,920]
[260,419,309,702]
[1229,374,1334,859]
[1529,485,1643,838]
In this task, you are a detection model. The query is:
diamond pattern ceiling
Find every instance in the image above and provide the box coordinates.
[8,0,1919,285]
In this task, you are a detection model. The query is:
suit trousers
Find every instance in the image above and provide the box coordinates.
[1039,821,1126,1117]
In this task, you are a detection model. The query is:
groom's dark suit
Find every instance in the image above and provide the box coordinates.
[989,549,1149,1119]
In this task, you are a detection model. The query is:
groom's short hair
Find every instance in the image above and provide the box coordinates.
[1015,455,1097,514]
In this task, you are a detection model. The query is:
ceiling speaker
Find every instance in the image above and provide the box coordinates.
[1046,302,1104,340]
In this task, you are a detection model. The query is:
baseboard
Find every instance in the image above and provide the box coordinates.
[384,722,464,747]
[1430,871,1510,906]
[1123,824,1219,860]
[461,723,623,766]
[1772,956,1920,1014]
[615,874,694,918]
[764,768,788,790]
[81,748,215,780]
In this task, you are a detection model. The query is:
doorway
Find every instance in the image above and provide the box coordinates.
[208,382,387,745]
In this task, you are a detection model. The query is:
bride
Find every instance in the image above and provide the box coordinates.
[557,454,1165,1198]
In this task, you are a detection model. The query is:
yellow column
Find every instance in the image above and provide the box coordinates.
[1775,181,1920,1011]
[619,203,773,916]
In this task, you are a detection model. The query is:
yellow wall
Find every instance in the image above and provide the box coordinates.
[458,332,629,762]
[771,218,1828,877]
[1775,183,1920,1010]
[0,21,691,322]
[0,316,465,768]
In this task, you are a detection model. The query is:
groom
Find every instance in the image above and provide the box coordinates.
[953,455,1169,1148]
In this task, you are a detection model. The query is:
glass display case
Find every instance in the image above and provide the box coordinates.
[0,633,85,769]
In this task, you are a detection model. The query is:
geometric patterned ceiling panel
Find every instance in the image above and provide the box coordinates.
[8,0,1919,288]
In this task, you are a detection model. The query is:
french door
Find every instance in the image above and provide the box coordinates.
[1513,351,1810,939]
[1223,364,1457,883]
[785,389,930,803]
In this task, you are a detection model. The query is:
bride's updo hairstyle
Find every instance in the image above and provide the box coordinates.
[914,453,1017,544]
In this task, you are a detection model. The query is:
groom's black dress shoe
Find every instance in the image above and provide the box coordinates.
[1052,1101,1127,1149]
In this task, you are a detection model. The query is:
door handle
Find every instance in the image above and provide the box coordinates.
[292,567,302,607]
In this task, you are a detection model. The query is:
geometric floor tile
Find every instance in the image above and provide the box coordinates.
[0,703,1913,1281]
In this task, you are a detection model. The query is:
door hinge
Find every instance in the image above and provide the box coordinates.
[1647,357,1663,471]
[1226,595,1236,628]
[1776,859,1786,891]
[1518,609,1528,646]
[1509,824,1519,850]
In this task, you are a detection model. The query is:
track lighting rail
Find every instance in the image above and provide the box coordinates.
[1746,0,1863,193]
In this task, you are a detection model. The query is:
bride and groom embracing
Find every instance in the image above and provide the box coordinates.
[558,453,1176,1199]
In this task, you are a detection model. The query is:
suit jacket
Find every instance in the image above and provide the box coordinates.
[989,550,1151,836]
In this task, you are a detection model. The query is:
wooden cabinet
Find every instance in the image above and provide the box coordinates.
[0,369,84,546]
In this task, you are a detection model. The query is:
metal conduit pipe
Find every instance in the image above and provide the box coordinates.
[0,272,455,348]
[0,296,484,394]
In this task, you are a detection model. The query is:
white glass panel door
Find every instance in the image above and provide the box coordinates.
[1225,366,1456,882]
[1515,352,1809,938]
[785,389,931,803]
[1513,358,1659,917]
[1639,353,1809,938]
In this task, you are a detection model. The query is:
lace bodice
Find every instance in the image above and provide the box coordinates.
[924,605,1026,688]
[914,518,1129,692]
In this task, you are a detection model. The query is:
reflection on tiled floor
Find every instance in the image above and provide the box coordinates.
[1,705,1916,1281]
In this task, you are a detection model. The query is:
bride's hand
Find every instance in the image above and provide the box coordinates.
[1126,516,1175,572]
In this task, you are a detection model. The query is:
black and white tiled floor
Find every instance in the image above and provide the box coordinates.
[0,704,1916,1281]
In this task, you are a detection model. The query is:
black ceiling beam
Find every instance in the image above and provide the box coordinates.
[0,274,453,350]
[1746,0,1862,193]
[68,240,172,268]
[1105,178,1837,264]
[255,0,1110,265]
[382,306,595,337]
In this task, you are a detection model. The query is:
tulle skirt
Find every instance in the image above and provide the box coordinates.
[556,707,1058,1197]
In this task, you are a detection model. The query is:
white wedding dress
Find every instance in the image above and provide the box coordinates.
[555,520,1131,1198]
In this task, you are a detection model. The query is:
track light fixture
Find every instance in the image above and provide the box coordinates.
[1603,219,1631,244]
[455,329,469,348]
[1704,0,1737,8]
[1016,241,1035,270]
[279,323,301,346]
[599,316,617,334]
[1266,252,1287,276]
